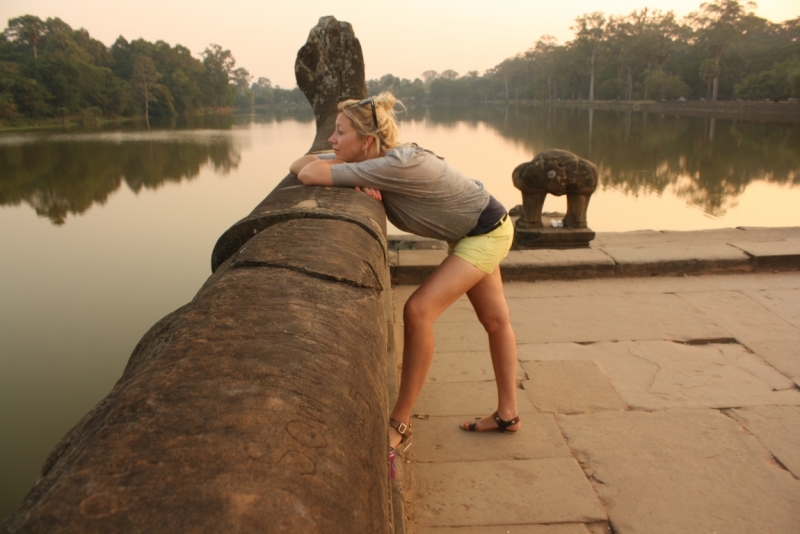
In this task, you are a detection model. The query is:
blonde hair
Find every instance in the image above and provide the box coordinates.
[338,92,403,157]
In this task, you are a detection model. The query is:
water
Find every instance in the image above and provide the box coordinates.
[1,105,799,519]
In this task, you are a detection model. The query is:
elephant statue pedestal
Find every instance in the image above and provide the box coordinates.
[511,149,597,249]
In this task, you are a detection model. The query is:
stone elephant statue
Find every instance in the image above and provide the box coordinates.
[511,149,598,229]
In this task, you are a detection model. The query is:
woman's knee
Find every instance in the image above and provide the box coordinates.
[475,309,511,334]
[403,294,432,325]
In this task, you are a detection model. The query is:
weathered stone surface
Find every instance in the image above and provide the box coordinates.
[413,381,536,417]
[519,341,800,410]
[678,289,800,356]
[295,16,367,153]
[512,149,598,230]
[433,293,730,347]
[212,185,386,272]
[521,360,627,414]
[730,238,800,271]
[424,350,525,384]
[727,405,800,479]
[418,523,591,534]
[4,266,390,534]
[501,249,614,281]
[600,243,751,276]
[557,410,800,534]
[411,459,606,527]
[202,217,386,297]
[408,413,571,463]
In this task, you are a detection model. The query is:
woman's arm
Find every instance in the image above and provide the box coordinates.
[289,155,319,176]
[296,159,339,186]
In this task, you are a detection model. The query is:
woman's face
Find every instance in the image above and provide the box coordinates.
[329,112,370,162]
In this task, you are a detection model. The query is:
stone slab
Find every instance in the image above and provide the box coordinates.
[727,405,800,479]
[679,289,800,344]
[521,360,628,414]
[435,293,730,348]
[501,249,616,281]
[407,414,571,463]
[411,459,606,527]
[600,243,751,276]
[730,238,800,271]
[414,381,537,417]
[557,409,800,534]
[741,288,800,330]
[417,524,590,534]
[426,350,525,384]
[742,339,800,381]
[707,271,800,291]
[518,341,800,410]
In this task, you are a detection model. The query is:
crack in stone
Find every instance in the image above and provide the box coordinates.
[232,259,382,291]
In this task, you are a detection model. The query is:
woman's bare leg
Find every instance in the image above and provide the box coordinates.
[389,254,488,448]
[461,266,519,431]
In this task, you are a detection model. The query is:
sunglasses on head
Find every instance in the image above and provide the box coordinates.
[354,98,378,129]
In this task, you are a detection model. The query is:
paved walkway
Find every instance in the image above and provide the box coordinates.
[389,227,800,534]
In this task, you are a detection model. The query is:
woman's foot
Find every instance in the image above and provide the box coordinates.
[460,411,520,433]
[389,419,412,451]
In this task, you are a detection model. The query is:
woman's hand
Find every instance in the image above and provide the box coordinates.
[356,186,382,201]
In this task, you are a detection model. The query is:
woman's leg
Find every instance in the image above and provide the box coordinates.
[389,254,488,448]
[461,265,520,431]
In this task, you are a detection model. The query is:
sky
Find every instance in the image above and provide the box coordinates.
[2,0,798,89]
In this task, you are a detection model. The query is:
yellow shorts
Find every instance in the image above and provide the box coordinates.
[447,215,514,274]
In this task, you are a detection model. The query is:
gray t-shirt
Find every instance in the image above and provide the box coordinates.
[330,144,490,241]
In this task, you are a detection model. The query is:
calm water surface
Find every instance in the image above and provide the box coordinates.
[1,105,799,518]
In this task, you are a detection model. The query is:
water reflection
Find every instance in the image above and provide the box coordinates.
[412,105,800,218]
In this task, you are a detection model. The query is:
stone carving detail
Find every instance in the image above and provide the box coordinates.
[295,16,367,153]
[512,149,598,229]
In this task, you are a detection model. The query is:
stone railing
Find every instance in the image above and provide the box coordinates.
[2,16,401,534]
[1,176,396,534]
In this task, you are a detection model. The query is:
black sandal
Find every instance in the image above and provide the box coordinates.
[462,411,520,433]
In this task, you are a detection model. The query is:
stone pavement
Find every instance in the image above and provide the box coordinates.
[389,227,800,534]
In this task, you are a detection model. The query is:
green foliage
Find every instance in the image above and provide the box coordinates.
[644,70,691,100]
[1,15,267,123]
[735,58,799,101]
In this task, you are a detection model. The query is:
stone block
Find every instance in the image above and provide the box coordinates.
[411,459,606,528]
[600,243,751,277]
[521,360,627,414]
[730,238,800,271]
[519,340,800,410]
[414,381,536,417]
[727,405,800,479]
[557,409,800,534]
[408,413,571,463]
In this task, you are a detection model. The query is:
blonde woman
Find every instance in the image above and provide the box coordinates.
[290,92,520,458]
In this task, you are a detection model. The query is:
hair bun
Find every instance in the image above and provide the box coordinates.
[374,92,396,111]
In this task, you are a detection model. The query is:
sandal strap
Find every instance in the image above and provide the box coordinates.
[492,411,520,433]
[389,418,412,443]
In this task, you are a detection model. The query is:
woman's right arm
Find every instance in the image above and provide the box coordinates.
[289,155,319,176]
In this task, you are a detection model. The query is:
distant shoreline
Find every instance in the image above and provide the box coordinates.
[431,99,800,123]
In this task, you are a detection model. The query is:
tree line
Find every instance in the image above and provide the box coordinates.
[0,15,305,125]
[2,1,799,127]
[369,0,800,103]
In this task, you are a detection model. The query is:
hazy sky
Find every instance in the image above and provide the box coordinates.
[2,0,798,88]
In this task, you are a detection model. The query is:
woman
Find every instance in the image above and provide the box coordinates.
[289,92,520,457]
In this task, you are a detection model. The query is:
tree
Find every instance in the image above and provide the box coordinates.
[572,12,606,101]
[6,15,45,59]
[201,44,235,108]
[132,55,161,128]
[441,69,459,80]
[690,0,755,100]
